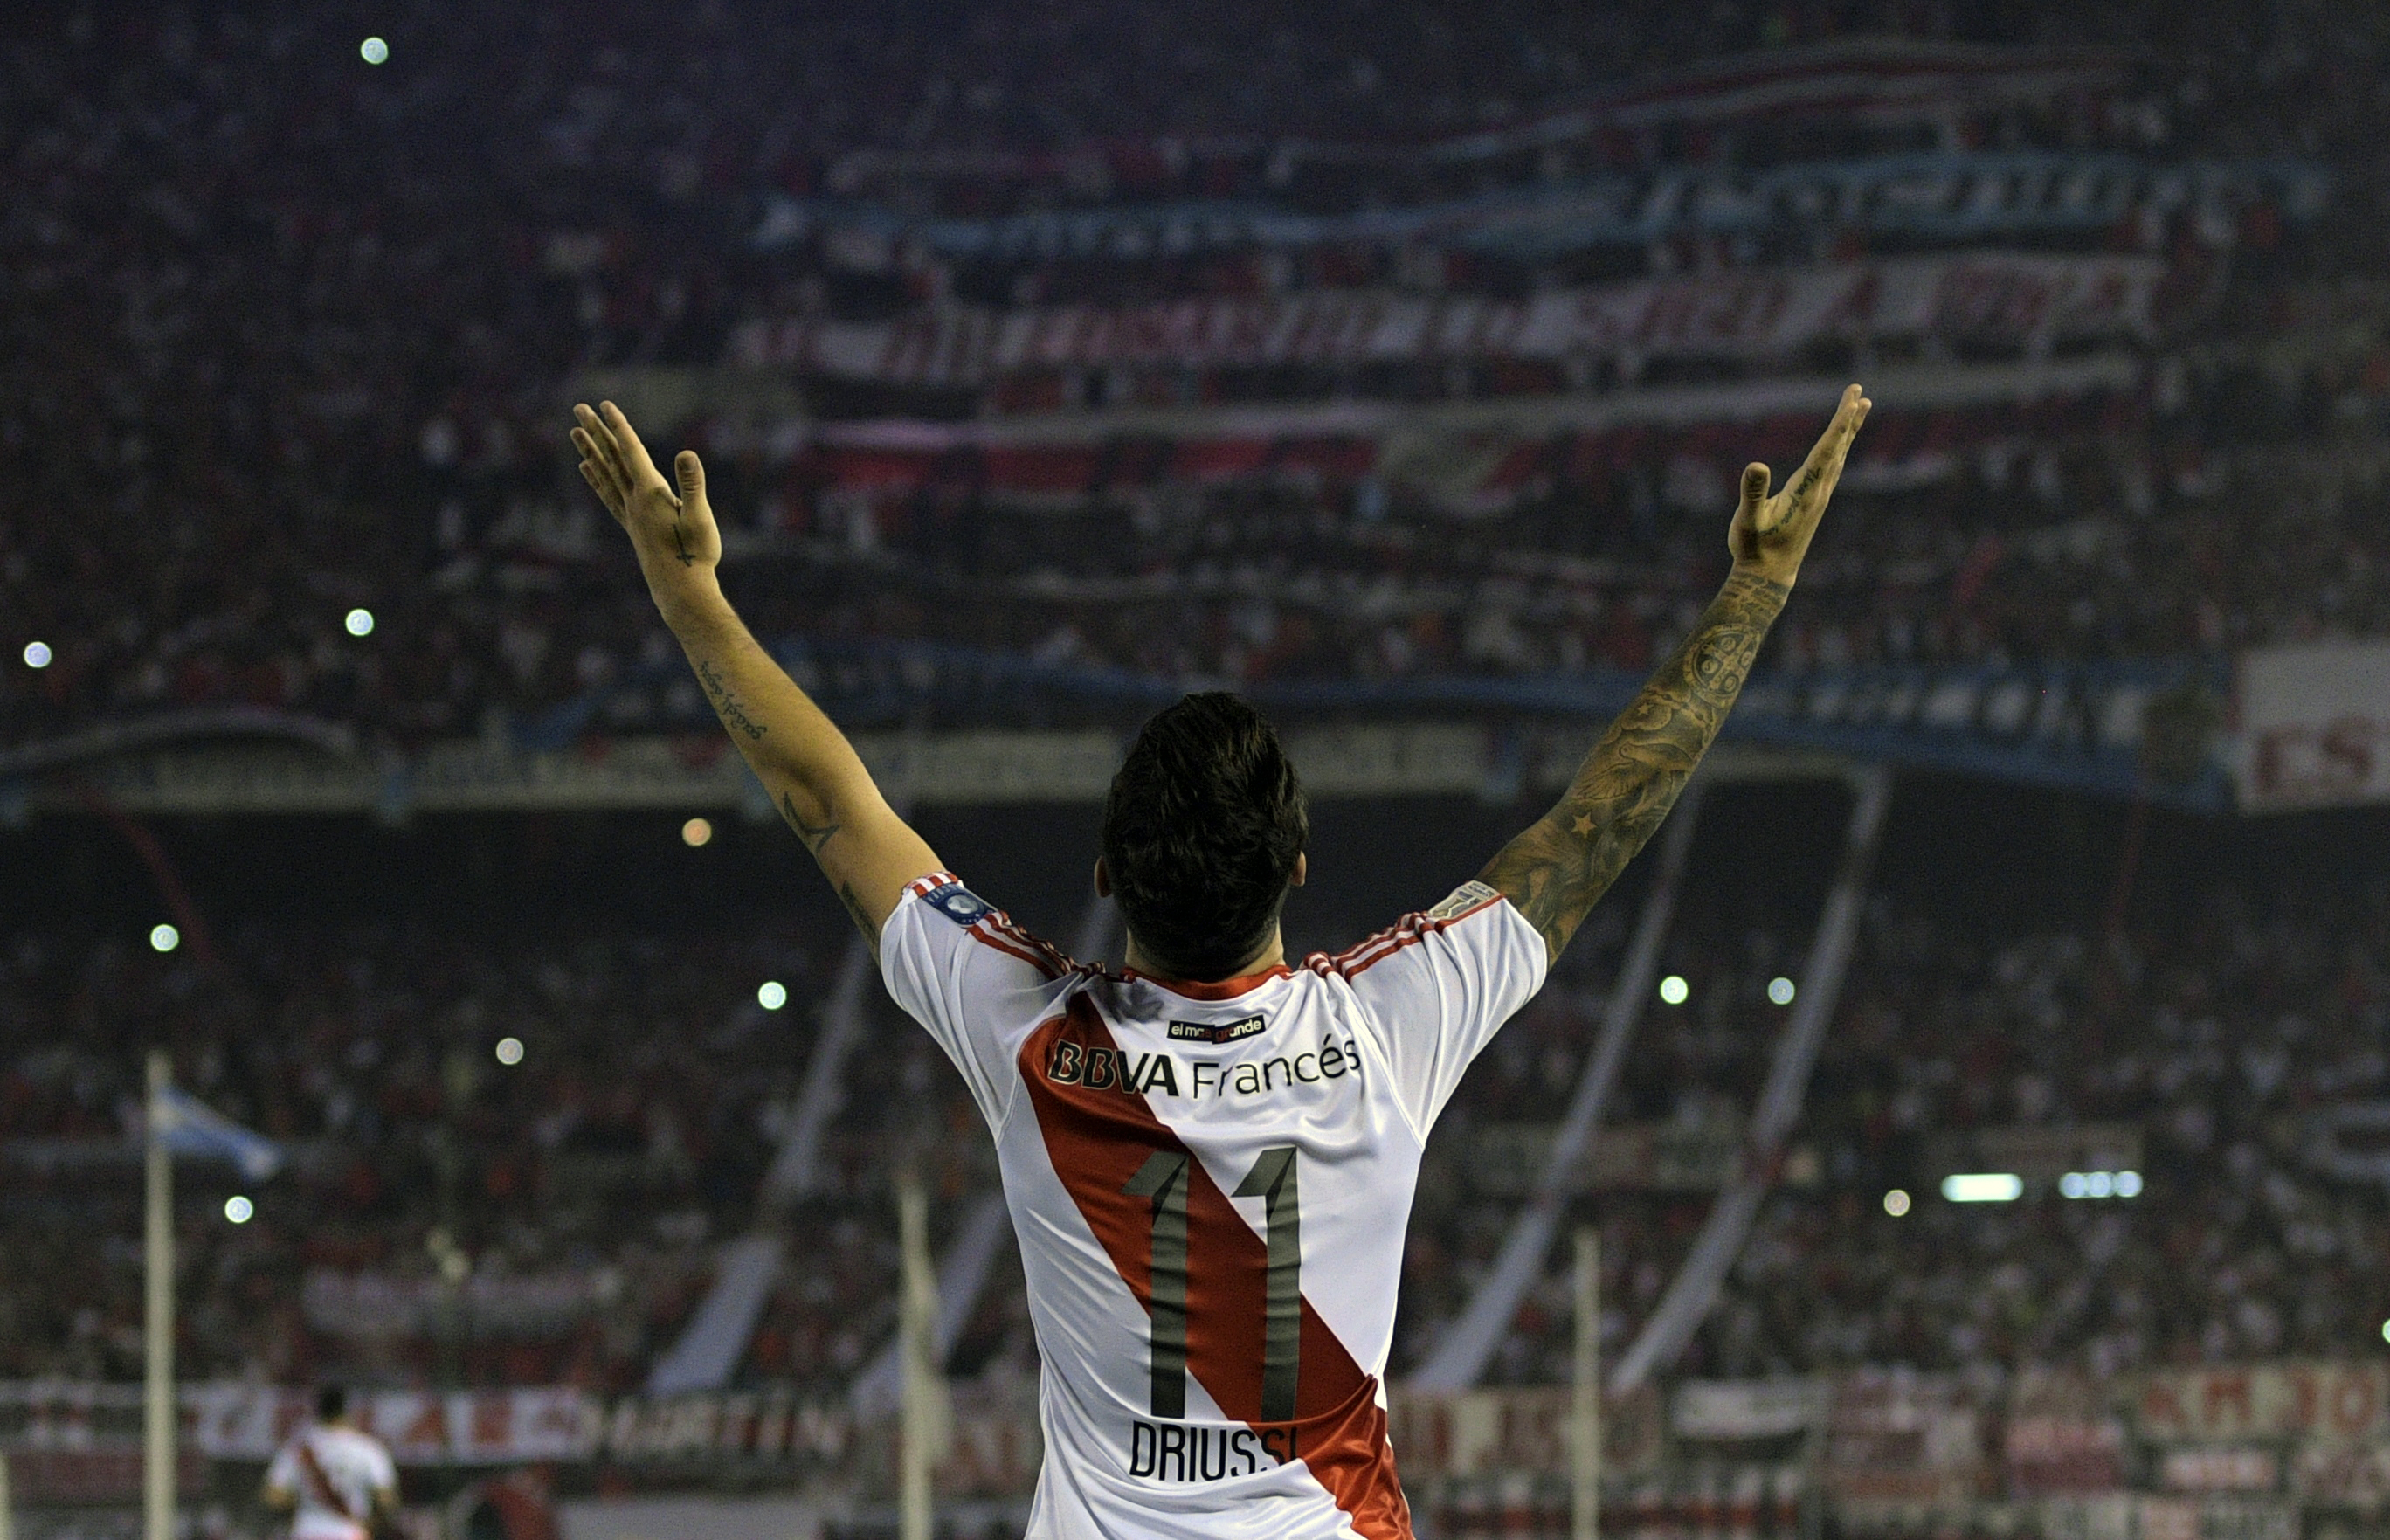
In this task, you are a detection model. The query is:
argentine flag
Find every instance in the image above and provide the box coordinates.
[152,1083,284,1181]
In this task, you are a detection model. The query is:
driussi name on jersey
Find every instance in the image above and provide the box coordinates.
[1127,1419,1296,1481]
[1044,1033,1362,1100]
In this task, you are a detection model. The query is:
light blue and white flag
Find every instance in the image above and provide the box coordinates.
[152,1084,284,1181]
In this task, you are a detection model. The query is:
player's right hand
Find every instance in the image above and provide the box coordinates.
[1728,383,1868,588]
[571,401,722,597]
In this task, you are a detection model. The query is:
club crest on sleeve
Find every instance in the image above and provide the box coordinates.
[922,881,992,927]
[1166,1014,1266,1045]
[1424,880,1499,921]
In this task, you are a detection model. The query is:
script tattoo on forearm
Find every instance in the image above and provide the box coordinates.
[1480,570,1789,960]
[694,659,766,741]
[779,791,841,856]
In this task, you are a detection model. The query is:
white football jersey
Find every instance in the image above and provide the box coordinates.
[881,869,1548,1539]
[265,1425,397,1540]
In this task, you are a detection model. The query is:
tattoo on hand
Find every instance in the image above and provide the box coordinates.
[779,791,841,856]
[1480,570,1787,960]
[673,510,695,568]
[694,659,766,741]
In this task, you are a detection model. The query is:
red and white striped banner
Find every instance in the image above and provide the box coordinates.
[188,1385,602,1464]
[734,255,2160,386]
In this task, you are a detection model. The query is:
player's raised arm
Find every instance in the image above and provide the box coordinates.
[1480,383,1870,963]
[572,401,938,954]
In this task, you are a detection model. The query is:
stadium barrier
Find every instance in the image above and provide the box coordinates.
[10,1367,2390,1490]
[512,648,2225,810]
[10,653,2228,821]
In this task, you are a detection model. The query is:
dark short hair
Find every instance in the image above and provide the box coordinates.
[317,1385,349,1422]
[1102,693,1307,979]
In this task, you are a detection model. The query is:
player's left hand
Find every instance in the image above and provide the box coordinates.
[1728,383,1869,587]
[571,401,722,600]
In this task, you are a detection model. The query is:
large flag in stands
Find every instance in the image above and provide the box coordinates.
[152,1083,284,1181]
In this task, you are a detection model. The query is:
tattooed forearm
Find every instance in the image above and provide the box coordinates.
[694,659,766,741]
[838,880,879,958]
[780,791,842,856]
[1481,570,1789,961]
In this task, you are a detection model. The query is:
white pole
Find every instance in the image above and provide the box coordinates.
[144,1050,176,1540]
[1413,790,1704,1392]
[896,1172,946,1540]
[1572,1226,1600,1540]
[1609,767,1891,1392]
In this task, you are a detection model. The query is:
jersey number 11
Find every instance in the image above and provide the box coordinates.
[1124,1145,1302,1424]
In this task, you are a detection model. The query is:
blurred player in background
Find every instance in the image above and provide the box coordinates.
[570,383,1868,1537]
[262,1385,399,1540]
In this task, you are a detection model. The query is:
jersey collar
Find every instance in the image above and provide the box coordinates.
[1123,963,1293,1000]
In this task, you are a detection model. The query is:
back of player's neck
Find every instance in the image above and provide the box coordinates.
[1123,929,1285,985]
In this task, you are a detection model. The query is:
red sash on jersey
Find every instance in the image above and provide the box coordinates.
[1019,998,1412,1540]
[293,1438,372,1540]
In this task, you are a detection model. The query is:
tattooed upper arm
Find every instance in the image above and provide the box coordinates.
[781,793,881,956]
[837,880,881,961]
[1481,570,1787,961]
[779,791,841,856]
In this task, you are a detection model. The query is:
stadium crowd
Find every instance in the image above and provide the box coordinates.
[8,823,2390,1405]
[4,1,2390,752]
[1446,858,2390,1389]
[0,916,819,1391]
[14,341,2390,747]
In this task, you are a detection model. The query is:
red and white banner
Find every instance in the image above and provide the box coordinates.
[2295,1443,2390,1509]
[0,1382,603,1466]
[188,1385,602,1465]
[2234,644,2390,812]
[1825,1375,1986,1503]
[602,1393,852,1465]
[768,370,2131,513]
[1675,1379,1829,1440]
[2134,1365,2390,1442]
[2163,1447,2283,1495]
[734,254,2159,385]
[1387,1385,1665,1477]
[2007,1416,2128,1495]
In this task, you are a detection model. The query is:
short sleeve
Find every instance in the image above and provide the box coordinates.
[879,871,1079,1129]
[1332,880,1549,1133]
[368,1440,397,1492]
[265,1441,298,1492]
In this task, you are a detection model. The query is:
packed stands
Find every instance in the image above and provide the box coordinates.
[3,2,2387,756]
[0,916,819,1392]
[9,789,2390,1399]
